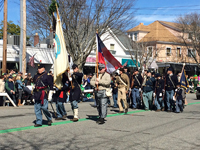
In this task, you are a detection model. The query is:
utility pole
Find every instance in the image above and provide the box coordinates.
[2,0,7,73]
[22,0,26,76]
[20,0,23,72]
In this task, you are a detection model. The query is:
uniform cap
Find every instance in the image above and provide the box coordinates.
[177,82,181,85]
[38,64,45,69]
[134,68,139,72]
[99,63,105,70]
[72,64,78,70]
[147,70,151,73]
[167,67,173,71]
[8,76,13,79]
[155,73,161,77]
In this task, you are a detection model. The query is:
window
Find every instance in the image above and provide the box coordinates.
[147,46,153,57]
[177,47,181,57]
[134,33,138,41]
[188,49,196,57]
[166,47,171,56]
[109,50,116,55]
[130,33,133,40]
[188,33,192,40]
[110,44,115,50]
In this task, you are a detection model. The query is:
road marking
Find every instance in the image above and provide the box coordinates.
[0,102,200,134]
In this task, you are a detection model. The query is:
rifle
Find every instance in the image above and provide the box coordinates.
[162,75,167,100]
[153,80,158,105]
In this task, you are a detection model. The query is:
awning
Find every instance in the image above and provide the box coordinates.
[150,61,158,69]
[122,59,140,67]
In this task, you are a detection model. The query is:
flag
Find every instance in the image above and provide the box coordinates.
[54,8,69,89]
[122,60,128,67]
[28,53,36,68]
[96,33,122,73]
[180,69,190,93]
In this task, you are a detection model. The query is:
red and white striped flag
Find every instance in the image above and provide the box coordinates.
[28,53,36,68]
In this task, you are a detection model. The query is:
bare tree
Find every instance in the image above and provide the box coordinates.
[176,12,200,66]
[26,0,136,70]
[125,40,161,70]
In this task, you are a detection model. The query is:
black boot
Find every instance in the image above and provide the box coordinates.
[98,118,105,124]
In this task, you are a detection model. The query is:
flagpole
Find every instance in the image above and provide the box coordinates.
[179,63,186,82]
[96,30,99,89]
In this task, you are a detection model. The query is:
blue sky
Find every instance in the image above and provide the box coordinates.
[0,0,200,27]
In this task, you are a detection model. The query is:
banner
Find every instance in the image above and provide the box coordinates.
[54,8,69,89]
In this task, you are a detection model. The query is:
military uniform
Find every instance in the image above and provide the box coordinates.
[143,76,156,110]
[33,70,53,126]
[116,73,130,113]
[165,74,178,111]
[69,71,83,121]
[53,73,70,120]
[131,73,143,109]
[154,74,165,111]
[90,69,111,124]
[175,85,183,113]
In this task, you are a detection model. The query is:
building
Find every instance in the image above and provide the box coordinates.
[84,28,139,74]
[127,21,199,75]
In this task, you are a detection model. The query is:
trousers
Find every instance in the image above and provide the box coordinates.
[118,87,128,111]
[176,99,183,112]
[56,101,67,118]
[143,91,153,110]
[166,90,175,111]
[155,97,164,110]
[96,90,108,118]
[131,88,141,108]
[34,99,52,125]
[112,93,118,108]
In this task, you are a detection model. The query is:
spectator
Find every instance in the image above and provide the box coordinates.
[111,76,118,108]
[28,73,32,80]
[0,75,5,106]
[16,75,24,106]
[23,73,29,86]
[5,76,16,105]
[3,73,8,82]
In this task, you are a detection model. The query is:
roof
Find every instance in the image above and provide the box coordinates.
[158,21,181,31]
[110,28,133,50]
[136,21,181,43]
[127,23,150,32]
[0,44,54,64]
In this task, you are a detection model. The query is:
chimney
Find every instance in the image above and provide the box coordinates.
[34,33,39,47]
[140,23,144,25]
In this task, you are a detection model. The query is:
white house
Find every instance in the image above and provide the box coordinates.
[83,28,138,74]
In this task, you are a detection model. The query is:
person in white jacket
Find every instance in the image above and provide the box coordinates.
[0,75,5,106]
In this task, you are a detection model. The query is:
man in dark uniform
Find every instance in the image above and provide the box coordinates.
[69,64,83,122]
[54,72,70,120]
[154,73,165,111]
[165,67,178,112]
[131,68,143,109]
[142,70,156,110]
[33,64,53,127]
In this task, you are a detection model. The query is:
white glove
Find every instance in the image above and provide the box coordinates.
[175,89,178,92]
[48,90,54,101]
[162,89,165,92]
[153,93,156,97]
[139,88,141,92]
[129,88,131,91]
[69,77,72,81]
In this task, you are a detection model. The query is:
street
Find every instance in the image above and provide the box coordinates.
[1,93,200,150]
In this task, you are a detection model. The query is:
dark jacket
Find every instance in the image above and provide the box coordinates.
[131,73,143,88]
[111,80,118,94]
[33,71,53,101]
[53,73,70,103]
[166,74,178,91]
[143,77,156,92]
[175,88,183,101]
[69,72,83,102]
[155,79,164,97]
[5,80,15,92]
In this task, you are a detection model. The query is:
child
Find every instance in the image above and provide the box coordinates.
[174,82,183,113]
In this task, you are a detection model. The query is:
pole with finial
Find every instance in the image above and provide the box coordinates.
[96,29,99,89]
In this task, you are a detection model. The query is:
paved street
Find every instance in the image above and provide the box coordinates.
[0,93,200,150]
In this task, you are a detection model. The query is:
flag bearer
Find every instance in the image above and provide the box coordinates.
[90,63,111,124]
